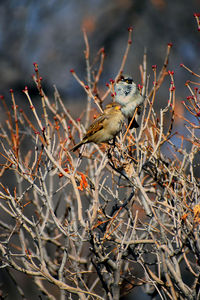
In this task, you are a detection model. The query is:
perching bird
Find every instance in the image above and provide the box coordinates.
[114,74,144,128]
[71,102,125,152]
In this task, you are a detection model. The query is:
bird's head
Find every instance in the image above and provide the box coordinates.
[114,74,137,103]
[116,74,133,85]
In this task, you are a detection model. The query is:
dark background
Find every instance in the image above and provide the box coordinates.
[0,0,200,299]
[1,0,200,113]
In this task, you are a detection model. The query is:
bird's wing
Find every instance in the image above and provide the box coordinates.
[84,115,107,138]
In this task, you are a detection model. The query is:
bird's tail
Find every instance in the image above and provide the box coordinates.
[128,117,139,129]
[70,141,84,152]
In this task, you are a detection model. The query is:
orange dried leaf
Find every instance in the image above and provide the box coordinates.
[193,204,200,222]
[181,213,188,222]
[77,172,88,191]
[193,204,200,216]
[58,167,69,178]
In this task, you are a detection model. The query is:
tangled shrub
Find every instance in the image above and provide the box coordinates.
[0,26,200,300]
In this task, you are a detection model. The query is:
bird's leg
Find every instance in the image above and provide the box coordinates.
[107,147,112,159]
[107,137,116,159]
[108,137,116,147]
[112,136,116,147]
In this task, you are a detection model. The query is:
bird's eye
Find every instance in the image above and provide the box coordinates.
[125,78,133,84]
[117,75,133,84]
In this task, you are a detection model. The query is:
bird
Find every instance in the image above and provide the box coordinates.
[114,74,144,128]
[70,102,125,152]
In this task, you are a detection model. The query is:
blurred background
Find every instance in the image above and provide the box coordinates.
[0,0,200,299]
[0,0,200,113]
